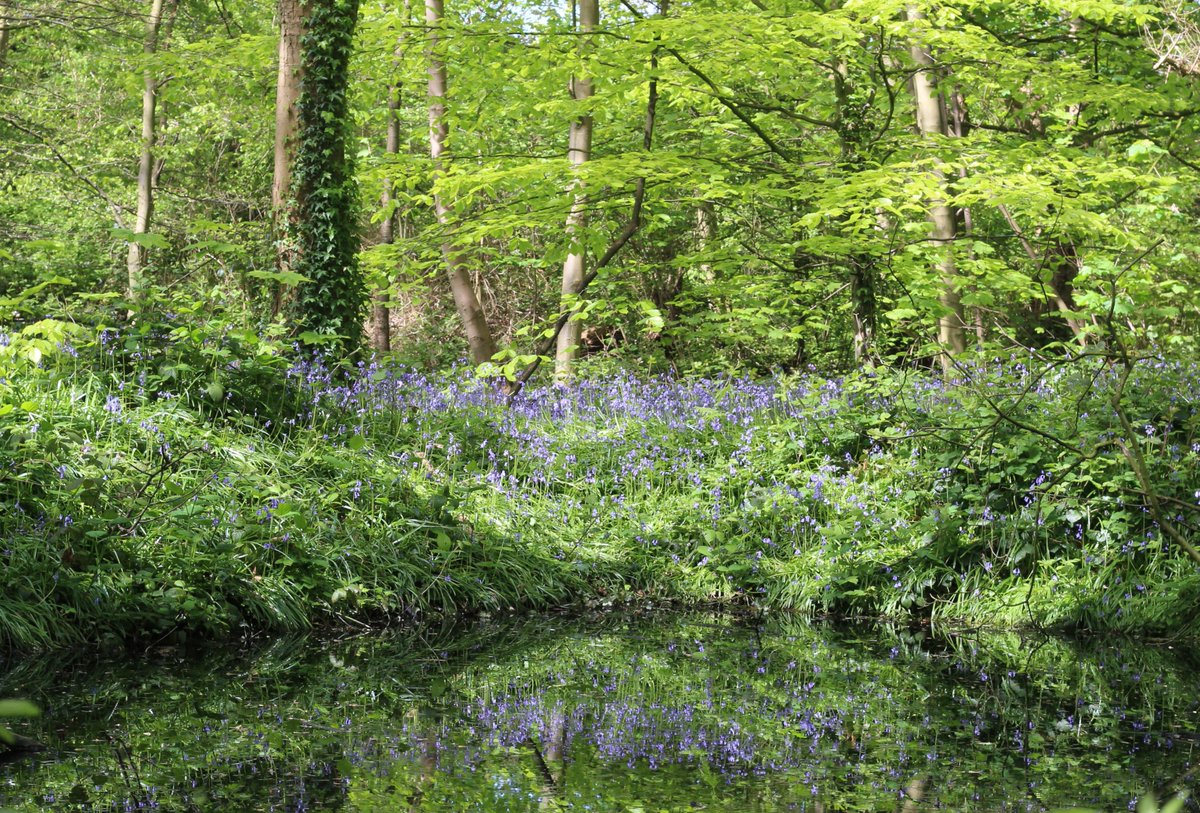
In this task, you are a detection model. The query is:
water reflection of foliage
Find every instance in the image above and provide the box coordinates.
[0,614,1196,812]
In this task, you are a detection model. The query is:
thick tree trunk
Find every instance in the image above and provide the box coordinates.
[1048,244,1086,339]
[125,0,171,301]
[554,0,599,380]
[272,0,304,302]
[290,0,364,353]
[908,6,967,373]
[426,0,497,365]
[849,259,876,365]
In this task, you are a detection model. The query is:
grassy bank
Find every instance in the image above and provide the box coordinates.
[2,322,1199,648]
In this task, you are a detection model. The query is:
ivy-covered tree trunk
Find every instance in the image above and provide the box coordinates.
[554,0,598,380]
[908,6,967,373]
[291,0,365,354]
[272,0,304,303]
[125,0,174,302]
[426,0,496,366]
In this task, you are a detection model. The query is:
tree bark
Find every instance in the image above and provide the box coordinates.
[0,16,11,73]
[272,0,304,301]
[554,0,599,380]
[506,39,659,402]
[373,75,401,353]
[996,204,1088,342]
[908,6,967,373]
[831,58,878,367]
[290,0,364,354]
[125,0,172,302]
[373,3,412,353]
[426,0,497,365]
[695,199,716,282]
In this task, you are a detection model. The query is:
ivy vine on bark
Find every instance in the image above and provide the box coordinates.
[292,0,364,355]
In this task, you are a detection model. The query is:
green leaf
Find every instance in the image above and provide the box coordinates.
[1126,140,1165,161]
[297,331,342,345]
[111,228,170,249]
[247,270,313,285]
[0,700,39,718]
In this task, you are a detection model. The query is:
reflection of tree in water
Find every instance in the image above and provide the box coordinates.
[529,705,567,808]
[401,707,439,812]
[0,614,1198,811]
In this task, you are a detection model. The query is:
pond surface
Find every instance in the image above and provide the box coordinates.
[0,612,1197,812]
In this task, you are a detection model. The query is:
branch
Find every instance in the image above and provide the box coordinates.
[995,203,1039,261]
[506,42,660,403]
[1100,241,1200,566]
[617,0,795,161]
[0,113,127,228]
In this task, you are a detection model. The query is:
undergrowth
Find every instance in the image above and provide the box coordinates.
[1,317,1198,649]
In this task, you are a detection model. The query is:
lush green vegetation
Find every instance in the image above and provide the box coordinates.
[1,613,1197,811]
[2,0,1200,651]
[1,320,1197,648]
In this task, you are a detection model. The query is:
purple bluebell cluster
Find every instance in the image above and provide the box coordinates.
[2,615,1194,812]
[2,336,1197,646]
[272,353,1200,630]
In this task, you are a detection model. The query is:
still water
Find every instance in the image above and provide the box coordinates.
[0,612,1196,812]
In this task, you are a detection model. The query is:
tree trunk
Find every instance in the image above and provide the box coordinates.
[908,6,967,373]
[0,17,11,72]
[832,59,878,368]
[426,0,497,365]
[373,4,412,353]
[554,0,599,380]
[291,0,364,354]
[695,199,716,282]
[272,0,304,307]
[373,76,401,353]
[125,0,171,302]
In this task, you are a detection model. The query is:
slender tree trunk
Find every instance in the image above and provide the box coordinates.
[272,0,304,311]
[373,76,401,352]
[125,0,172,302]
[908,6,967,373]
[554,0,599,379]
[0,17,11,72]
[426,0,496,365]
[373,3,412,353]
[695,199,716,282]
[831,60,878,367]
[948,83,987,344]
